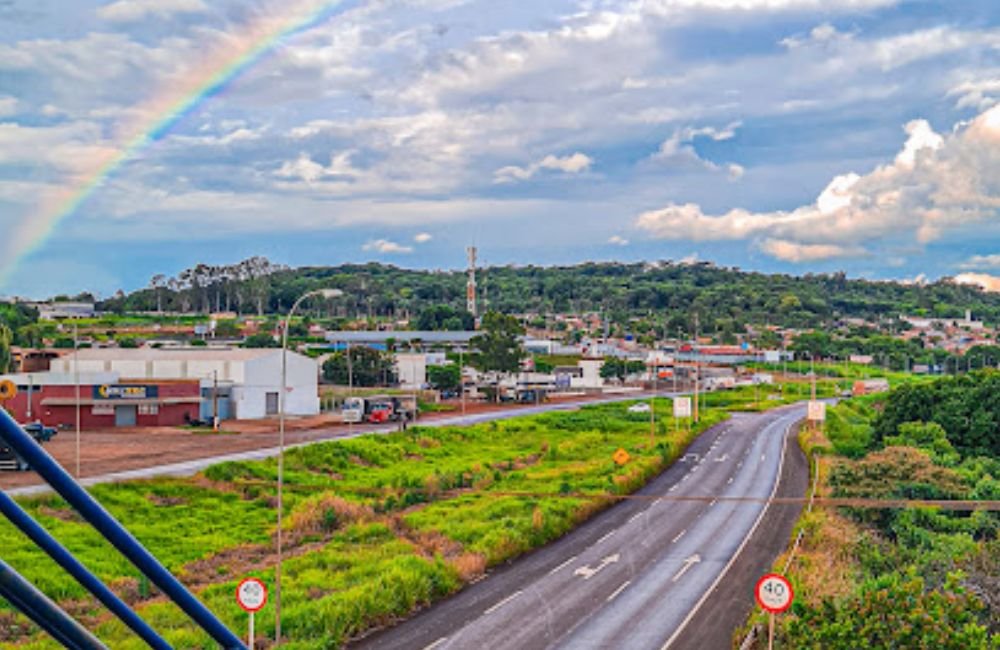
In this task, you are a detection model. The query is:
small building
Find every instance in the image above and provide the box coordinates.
[395,352,428,390]
[32,302,96,320]
[0,372,201,428]
[852,378,890,396]
[50,348,319,419]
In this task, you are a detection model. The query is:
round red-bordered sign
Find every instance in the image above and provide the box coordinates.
[236,578,268,613]
[755,573,793,614]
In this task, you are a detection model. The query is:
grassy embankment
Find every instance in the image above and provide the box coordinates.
[739,372,1000,649]
[0,381,828,649]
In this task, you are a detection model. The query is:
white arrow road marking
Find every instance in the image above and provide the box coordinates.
[714,454,729,462]
[672,554,701,583]
[681,453,700,463]
[484,590,523,615]
[574,554,620,580]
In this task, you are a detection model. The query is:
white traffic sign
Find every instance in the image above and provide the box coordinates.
[806,400,826,422]
[755,573,793,614]
[673,397,692,418]
[236,578,268,613]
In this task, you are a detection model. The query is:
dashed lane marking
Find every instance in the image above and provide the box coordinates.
[607,581,630,602]
[484,590,523,615]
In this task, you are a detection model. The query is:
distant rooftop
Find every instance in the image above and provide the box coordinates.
[325,331,477,344]
[68,348,294,362]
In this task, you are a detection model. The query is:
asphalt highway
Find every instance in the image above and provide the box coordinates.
[354,404,807,650]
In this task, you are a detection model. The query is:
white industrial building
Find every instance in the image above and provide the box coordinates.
[51,348,319,419]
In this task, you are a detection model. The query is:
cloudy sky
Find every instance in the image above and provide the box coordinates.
[1,0,999,298]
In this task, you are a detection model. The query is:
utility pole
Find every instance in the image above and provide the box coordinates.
[347,342,354,438]
[212,370,219,431]
[459,347,466,416]
[649,363,656,448]
[693,314,700,424]
[74,322,80,478]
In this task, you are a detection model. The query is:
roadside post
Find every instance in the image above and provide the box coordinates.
[236,577,267,649]
[673,396,691,436]
[755,573,793,650]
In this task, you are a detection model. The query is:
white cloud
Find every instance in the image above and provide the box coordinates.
[759,238,865,262]
[637,103,1000,261]
[959,254,1000,270]
[0,97,18,117]
[274,151,362,184]
[948,77,1000,111]
[494,152,593,183]
[650,122,742,175]
[414,232,433,243]
[97,0,208,22]
[954,273,1000,292]
[362,239,413,254]
[608,235,629,246]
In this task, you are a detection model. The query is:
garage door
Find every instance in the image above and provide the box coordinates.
[114,405,137,427]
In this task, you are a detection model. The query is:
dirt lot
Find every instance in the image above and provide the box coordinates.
[0,392,621,491]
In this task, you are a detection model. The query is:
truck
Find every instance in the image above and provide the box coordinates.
[0,422,58,472]
[341,395,417,424]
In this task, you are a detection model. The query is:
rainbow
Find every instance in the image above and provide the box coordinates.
[1,0,350,289]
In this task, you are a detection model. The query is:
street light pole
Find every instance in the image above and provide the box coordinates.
[74,322,80,478]
[276,288,342,645]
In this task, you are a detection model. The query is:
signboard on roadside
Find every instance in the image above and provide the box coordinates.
[673,397,692,418]
[806,400,826,422]
[755,573,793,614]
[236,578,268,613]
[613,448,630,465]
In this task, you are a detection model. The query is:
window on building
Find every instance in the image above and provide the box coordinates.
[265,392,279,415]
[138,404,159,415]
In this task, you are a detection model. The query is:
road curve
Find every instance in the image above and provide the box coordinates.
[353,405,807,650]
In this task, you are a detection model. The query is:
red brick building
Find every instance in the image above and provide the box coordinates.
[1,374,201,428]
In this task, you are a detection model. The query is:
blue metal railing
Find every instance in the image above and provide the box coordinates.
[0,557,107,649]
[0,408,245,649]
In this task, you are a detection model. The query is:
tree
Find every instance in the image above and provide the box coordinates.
[322,347,396,386]
[470,311,524,373]
[428,364,460,391]
[0,324,11,373]
[243,333,280,348]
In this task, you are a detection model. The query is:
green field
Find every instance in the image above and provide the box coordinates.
[0,384,819,649]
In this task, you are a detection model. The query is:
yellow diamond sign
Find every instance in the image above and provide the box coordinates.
[613,448,630,466]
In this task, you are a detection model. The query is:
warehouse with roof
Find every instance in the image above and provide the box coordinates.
[49,348,319,421]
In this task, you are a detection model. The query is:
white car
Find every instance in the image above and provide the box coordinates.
[627,402,651,413]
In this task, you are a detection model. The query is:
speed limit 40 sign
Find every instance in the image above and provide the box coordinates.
[236,577,268,613]
[755,573,793,614]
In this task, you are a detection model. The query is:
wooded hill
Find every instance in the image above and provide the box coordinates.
[94,259,1000,334]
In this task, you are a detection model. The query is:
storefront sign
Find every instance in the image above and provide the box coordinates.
[93,385,159,400]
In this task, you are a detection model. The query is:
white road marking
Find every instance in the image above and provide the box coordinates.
[596,530,616,545]
[574,554,620,580]
[709,499,717,507]
[423,637,448,650]
[484,590,523,615]
[629,512,643,524]
[548,555,577,576]
[761,453,766,462]
[672,530,686,544]
[671,554,701,582]
[727,477,734,484]
[669,485,678,492]
[607,581,630,602]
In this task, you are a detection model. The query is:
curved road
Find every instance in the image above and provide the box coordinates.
[354,405,807,650]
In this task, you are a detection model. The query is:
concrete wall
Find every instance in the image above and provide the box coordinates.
[234,352,319,419]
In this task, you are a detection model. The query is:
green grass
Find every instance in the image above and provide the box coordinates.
[0,389,802,649]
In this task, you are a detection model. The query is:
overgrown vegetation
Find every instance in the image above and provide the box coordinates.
[0,393,768,649]
[746,370,1000,648]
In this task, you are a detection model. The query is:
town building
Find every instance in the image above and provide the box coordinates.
[0,372,201,428]
[50,348,319,419]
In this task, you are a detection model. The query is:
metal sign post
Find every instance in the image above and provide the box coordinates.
[236,577,268,649]
[755,573,793,650]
